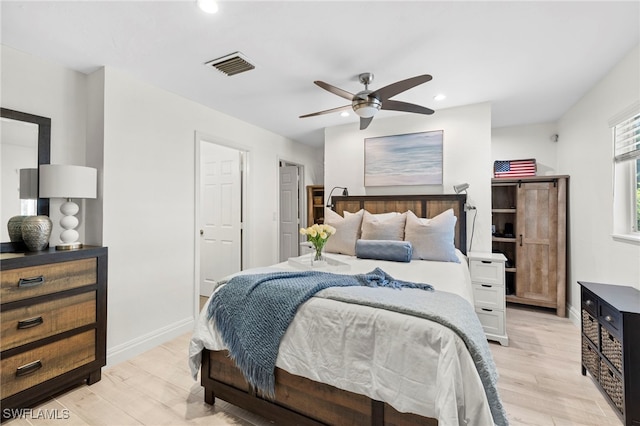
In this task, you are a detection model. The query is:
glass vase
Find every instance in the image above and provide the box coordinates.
[311,245,327,267]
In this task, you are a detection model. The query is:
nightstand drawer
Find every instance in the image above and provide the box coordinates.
[475,307,505,336]
[0,291,96,351]
[1,259,96,303]
[472,283,504,310]
[0,330,96,399]
[469,260,505,286]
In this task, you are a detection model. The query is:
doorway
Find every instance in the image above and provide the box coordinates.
[196,134,246,298]
[279,160,304,262]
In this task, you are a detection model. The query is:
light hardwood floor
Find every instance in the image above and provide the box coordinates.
[5,305,622,426]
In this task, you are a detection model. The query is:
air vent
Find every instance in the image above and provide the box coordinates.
[205,52,255,76]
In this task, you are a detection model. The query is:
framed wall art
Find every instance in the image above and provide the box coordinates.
[364,130,443,186]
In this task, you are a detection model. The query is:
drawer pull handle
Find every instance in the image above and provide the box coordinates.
[16,360,43,377]
[604,315,613,322]
[482,308,493,312]
[481,260,492,264]
[18,276,45,288]
[585,300,593,306]
[481,284,492,288]
[17,316,44,329]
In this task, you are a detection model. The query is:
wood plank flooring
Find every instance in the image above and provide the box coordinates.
[4,305,622,426]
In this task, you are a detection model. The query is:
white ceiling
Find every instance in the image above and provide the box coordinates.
[2,1,639,148]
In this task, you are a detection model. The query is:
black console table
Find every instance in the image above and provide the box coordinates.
[579,281,640,426]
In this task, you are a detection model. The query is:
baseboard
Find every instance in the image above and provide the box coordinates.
[106,316,194,368]
[567,303,580,327]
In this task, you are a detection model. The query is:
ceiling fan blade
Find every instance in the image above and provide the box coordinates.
[299,104,351,118]
[360,116,374,130]
[371,74,432,101]
[314,81,354,101]
[381,100,434,115]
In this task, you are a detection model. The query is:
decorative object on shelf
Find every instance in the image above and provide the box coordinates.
[39,164,97,250]
[365,130,443,186]
[325,186,348,209]
[7,216,28,243]
[493,158,537,178]
[299,223,336,266]
[20,215,52,251]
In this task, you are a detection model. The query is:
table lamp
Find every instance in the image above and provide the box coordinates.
[39,164,97,250]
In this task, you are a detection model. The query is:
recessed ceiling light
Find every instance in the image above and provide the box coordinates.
[197,0,218,14]
[340,111,350,117]
[434,94,446,101]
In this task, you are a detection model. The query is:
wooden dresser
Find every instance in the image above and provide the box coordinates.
[579,281,640,426]
[0,246,107,419]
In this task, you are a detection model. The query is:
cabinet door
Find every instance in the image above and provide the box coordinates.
[516,182,558,305]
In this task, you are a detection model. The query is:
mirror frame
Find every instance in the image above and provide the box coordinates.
[1,107,51,252]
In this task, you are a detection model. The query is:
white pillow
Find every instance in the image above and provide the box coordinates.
[360,211,406,241]
[323,209,364,255]
[404,209,459,263]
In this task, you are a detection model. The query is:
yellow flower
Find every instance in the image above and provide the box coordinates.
[320,231,328,239]
[299,228,307,235]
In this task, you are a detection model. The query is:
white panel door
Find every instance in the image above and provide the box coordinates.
[279,165,299,262]
[200,141,242,296]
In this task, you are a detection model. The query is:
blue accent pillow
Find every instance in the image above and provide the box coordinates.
[355,239,413,263]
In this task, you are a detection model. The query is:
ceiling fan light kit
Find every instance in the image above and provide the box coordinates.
[300,72,435,130]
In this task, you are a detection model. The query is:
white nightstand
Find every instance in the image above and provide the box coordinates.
[468,252,509,346]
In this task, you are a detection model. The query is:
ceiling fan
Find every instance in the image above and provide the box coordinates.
[299,73,435,130]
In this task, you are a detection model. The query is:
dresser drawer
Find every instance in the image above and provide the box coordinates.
[0,291,96,351]
[599,302,621,337]
[469,260,505,286]
[472,283,504,310]
[1,258,96,303]
[0,330,96,399]
[581,287,598,317]
[475,307,505,336]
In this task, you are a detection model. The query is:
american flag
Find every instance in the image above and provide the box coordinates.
[493,159,537,178]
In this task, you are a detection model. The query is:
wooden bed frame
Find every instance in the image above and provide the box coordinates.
[200,194,467,425]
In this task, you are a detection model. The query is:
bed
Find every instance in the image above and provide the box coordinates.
[189,194,507,426]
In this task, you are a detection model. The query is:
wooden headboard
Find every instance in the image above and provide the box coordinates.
[331,194,468,255]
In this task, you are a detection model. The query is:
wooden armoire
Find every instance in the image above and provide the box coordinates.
[491,175,569,316]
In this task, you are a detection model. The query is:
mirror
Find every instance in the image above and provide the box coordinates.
[1,108,51,252]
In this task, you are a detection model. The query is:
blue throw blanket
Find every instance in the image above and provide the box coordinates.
[207,268,432,398]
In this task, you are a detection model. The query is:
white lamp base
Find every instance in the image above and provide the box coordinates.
[56,199,83,250]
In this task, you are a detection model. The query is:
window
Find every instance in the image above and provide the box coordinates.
[612,106,640,238]
[635,158,640,232]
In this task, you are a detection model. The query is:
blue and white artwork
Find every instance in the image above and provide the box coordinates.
[364,130,443,186]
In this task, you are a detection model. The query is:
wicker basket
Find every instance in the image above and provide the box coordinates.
[599,360,624,415]
[581,309,599,345]
[582,338,599,379]
[600,328,623,373]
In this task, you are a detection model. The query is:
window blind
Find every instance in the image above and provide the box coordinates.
[614,111,640,163]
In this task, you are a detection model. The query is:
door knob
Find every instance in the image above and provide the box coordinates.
[200,229,204,236]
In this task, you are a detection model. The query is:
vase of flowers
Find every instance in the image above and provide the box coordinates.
[299,223,336,266]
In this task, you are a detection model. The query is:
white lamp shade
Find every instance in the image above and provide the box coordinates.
[19,168,39,199]
[39,164,97,199]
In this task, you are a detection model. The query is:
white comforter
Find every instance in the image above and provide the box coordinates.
[189,250,496,426]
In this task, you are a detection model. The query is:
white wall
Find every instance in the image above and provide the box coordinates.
[556,44,640,321]
[324,102,492,253]
[2,45,324,366]
[1,46,89,243]
[492,122,559,175]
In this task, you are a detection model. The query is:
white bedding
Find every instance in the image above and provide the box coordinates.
[189,250,497,426]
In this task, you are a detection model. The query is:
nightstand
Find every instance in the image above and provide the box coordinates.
[468,252,508,346]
